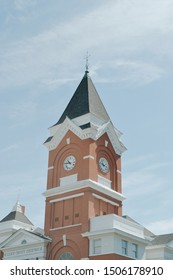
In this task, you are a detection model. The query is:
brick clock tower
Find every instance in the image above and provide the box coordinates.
[44,70,126,260]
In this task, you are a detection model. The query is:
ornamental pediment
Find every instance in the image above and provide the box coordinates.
[0,228,48,249]
[44,116,126,155]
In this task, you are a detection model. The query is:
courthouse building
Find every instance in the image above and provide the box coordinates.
[0,69,173,260]
[0,201,50,260]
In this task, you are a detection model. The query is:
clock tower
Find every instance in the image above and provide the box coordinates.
[44,70,126,259]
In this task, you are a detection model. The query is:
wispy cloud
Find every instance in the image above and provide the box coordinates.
[118,60,163,85]
[0,144,18,154]
[123,154,156,167]
[0,0,173,231]
[1,0,173,90]
[0,172,45,226]
[43,77,79,90]
[146,218,173,235]
[122,153,173,234]
[9,100,37,121]
[97,59,164,87]
[123,154,169,198]
[14,0,37,11]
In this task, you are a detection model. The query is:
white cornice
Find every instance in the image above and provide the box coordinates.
[49,192,84,203]
[72,113,106,127]
[146,244,173,251]
[0,228,49,248]
[81,213,149,245]
[43,179,125,202]
[44,116,126,155]
[92,193,119,206]
[81,228,148,244]
[0,220,35,232]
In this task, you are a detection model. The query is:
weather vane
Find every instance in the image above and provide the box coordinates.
[85,51,90,73]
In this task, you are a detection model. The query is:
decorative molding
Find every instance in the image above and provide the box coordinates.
[66,138,70,144]
[72,113,105,127]
[92,193,119,207]
[82,214,148,244]
[0,219,35,233]
[50,224,82,231]
[62,234,67,246]
[105,140,109,147]
[48,166,54,170]
[44,116,126,156]
[4,246,44,258]
[83,155,94,160]
[90,214,146,239]
[49,192,84,203]
[98,175,111,188]
[43,179,125,202]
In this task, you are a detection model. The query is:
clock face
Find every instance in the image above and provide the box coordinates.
[63,155,76,171]
[99,157,109,173]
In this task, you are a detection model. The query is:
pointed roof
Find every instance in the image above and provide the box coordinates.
[44,71,126,155]
[54,71,110,126]
[0,202,33,226]
[123,215,155,238]
[12,201,25,213]
[150,233,173,246]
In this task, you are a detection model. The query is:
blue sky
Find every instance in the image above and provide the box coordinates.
[0,0,173,235]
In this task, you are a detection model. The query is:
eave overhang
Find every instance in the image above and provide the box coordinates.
[44,116,126,156]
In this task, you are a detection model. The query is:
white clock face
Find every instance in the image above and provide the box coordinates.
[63,155,76,171]
[99,157,109,173]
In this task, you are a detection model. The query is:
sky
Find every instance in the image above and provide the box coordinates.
[0,0,173,235]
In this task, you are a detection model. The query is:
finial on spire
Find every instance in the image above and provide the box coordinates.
[12,188,25,213]
[12,201,25,213]
[17,188,21,202]
[85,51,90,73]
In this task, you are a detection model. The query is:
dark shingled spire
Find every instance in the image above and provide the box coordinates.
[0,202,33,225]
[0,211,33,225]
[53,71,110,126]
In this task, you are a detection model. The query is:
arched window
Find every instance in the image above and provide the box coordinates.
[59,252,73,260]
[21,239,27,245]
